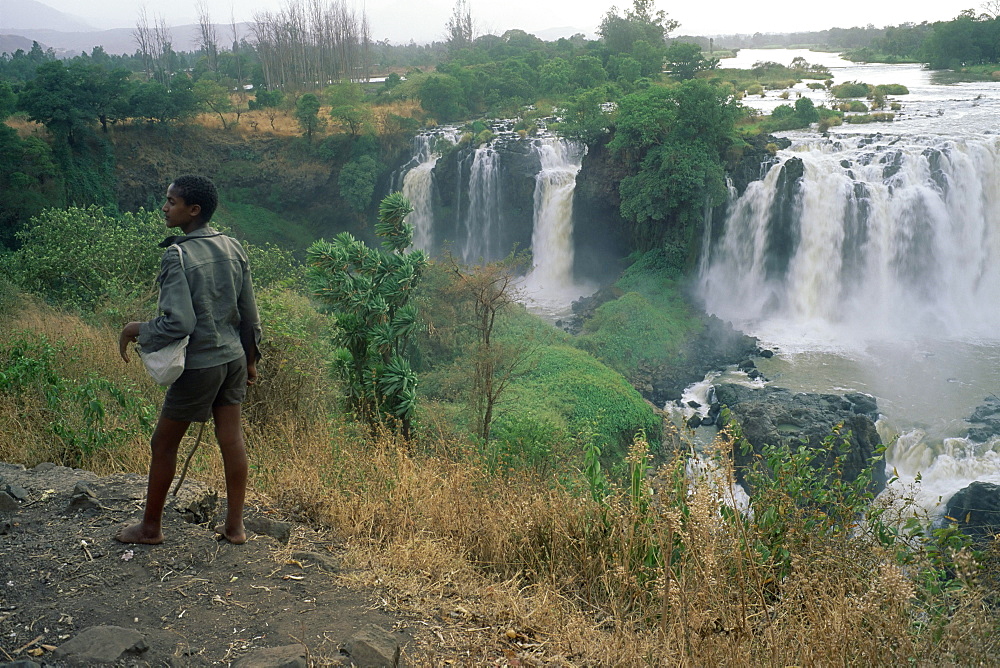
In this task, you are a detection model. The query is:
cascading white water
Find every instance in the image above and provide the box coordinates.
[459,146,503,264]
[396,131,459,254]
[701,136,1000,343]
[698,134,1000,521]
[523,138,586,301]
[401,134,437,252]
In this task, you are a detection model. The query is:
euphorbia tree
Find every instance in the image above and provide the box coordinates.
[306,193,426,436]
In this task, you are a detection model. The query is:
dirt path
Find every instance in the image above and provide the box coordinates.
[0,462,410,666]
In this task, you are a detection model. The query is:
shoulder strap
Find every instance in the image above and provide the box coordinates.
[169,243,185,271]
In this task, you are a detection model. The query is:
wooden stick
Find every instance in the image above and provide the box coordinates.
[172,422,206,496]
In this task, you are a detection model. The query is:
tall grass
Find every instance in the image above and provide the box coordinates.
[3,301,997,665]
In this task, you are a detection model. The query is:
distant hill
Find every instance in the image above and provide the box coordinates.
[0,0,95,32]
[0,33,37,54]
[0,23,255,57]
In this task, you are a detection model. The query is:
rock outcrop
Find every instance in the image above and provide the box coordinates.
[714,384,887,496]
[944,481,1000,542]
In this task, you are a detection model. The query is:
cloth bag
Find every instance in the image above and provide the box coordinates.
[138,243,189,386]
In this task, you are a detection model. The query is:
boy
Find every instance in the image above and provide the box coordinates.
[118,175,261,545]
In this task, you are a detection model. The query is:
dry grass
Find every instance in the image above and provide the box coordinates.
[2,302,998,666]
[190,98,426,139]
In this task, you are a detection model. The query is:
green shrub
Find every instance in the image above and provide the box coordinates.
[875,83,909,95]
[844,112,895,124]
[831,81,871,98]
[0,332,155,467]
[10,206,163,312]
[838,101,869,112]
[508,343,660,458]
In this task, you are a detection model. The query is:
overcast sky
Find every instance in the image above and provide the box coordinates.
[38,0,985,44]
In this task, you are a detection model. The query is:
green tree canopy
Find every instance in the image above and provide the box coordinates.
[294,93,325,140]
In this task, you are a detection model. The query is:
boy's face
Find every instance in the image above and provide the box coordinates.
[162,183,202,233]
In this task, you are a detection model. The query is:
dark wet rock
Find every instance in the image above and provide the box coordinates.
[945,482,1000,542]
[687,415,703,429]
[343,624,404,667]
[563,285,624,334]
[737,359,756,372]
[758,348,775,359]
[232,644,308,668]
[966,396,1000,442]
[714,384,886,497]
[649,315,759,405]
[53,625,148,664]
[687,400,701,409]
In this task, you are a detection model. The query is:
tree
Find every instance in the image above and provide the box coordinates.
[539,57,573,95]
[599,0,678,54]
[294,93,325,140]
[327,82,371,136]
[556,87,610,144]
[664,41,715,80]
[338,155,382,212]
[306,193,426,436]
[571,55,608,88]
[196,0,219,72]
[193,78,234,129]
[0,81,16,120]
[17,61,91,143]
[609,79,743,247]
[446,0,474,52]
[418,73,466,121]
[446,252,534,443]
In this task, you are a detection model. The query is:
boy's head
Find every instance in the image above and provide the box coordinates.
[168,175,218,223]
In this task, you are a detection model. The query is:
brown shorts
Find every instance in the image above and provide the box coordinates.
[161,358,247,423]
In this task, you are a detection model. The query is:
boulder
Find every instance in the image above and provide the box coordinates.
[966,396,1000,442]
[714,384,886,497]
[944,481,1000,542]
[52,626,148,664]
[232,644,308,668]
[343,624,404,667]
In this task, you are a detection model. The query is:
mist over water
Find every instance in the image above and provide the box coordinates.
[698,51,1000,517]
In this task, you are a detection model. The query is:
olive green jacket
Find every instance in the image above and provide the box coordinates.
[137,226,262,369]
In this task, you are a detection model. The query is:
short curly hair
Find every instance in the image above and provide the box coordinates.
[170,175,218,222]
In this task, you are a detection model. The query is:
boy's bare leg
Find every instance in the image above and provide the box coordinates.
[116,416,190,544]
[212,403,248,544]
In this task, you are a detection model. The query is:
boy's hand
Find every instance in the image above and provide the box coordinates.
[247,360,257,386]
[119,322,141,363]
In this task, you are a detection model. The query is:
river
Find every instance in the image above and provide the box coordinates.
[694,49,1000,517]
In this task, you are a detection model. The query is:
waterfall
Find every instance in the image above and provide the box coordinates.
[458,146,503,264]
[698,134,1000,523]
[400,134,437,252]
[699,136,1000,344]
[396,131,457,254]
[524,138,586,300]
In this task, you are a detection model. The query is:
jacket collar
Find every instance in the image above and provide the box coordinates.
[159,226,220,248]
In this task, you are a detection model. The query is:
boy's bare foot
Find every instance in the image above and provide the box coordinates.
[115,522,164,545]
[214,523,247,545]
